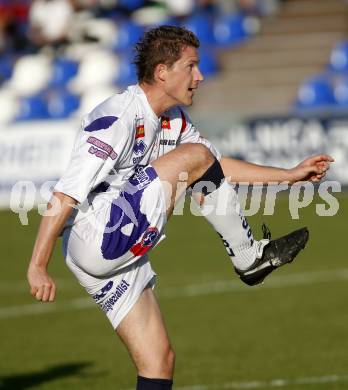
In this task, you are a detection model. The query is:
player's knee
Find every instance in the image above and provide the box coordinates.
[166,347,175,371]
[158,346,175,375]
[177,143,215,168]
[197,144,215,168]
[149,346,175,377]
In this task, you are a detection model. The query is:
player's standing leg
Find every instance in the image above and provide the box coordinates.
[111,143,214,389]
[112,143,216,389]
[117,287,175,389]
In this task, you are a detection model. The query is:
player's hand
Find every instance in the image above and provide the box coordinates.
[288,154,334,184]
[27,263,56,302]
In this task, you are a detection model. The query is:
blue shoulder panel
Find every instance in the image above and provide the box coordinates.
[84,116,118,132]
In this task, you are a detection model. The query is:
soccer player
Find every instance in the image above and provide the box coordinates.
[27,26,333,389]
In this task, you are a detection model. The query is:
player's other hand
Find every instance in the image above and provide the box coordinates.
[27,263,56,302]
[289,154,334,183]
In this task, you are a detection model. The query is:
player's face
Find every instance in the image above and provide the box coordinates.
[162,45,204,106]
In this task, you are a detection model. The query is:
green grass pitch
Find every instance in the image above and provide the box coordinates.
[1,192,347,390]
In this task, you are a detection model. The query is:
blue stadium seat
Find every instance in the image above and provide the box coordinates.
[329,41,348,72]
[213,13,247,48]
[117,0,145,11]
[114,53,137,86]
[49,58,79,88]
[199,48,219,78]
[333,76,348,106]
[0,55,13,83]
[183,13,215,46]
[149,17,180,29]
[112,20,144,51]
[46,89,80,119]
[295,75,334,109]
[15,95,49,121]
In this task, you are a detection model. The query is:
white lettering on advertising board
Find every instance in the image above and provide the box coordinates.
[0,120,77,207]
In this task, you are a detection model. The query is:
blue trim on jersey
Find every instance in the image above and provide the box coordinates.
[84,116,118,132]
[101,166,158,260]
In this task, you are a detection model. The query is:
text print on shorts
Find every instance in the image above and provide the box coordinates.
[93,279,131,314]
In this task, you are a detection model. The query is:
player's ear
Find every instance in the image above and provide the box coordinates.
[155,63,168,82]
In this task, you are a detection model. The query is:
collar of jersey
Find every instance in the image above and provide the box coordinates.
[132,84,161,125]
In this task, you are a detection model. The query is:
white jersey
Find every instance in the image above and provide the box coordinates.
[57,85,257,330]
[55,84,220,223]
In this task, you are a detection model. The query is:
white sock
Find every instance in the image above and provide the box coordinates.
[195,180,269,271]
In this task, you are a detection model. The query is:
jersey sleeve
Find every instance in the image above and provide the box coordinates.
[177,109,221,160]
[54,116,131,203]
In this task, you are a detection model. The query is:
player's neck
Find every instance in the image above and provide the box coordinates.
[139,82,177,117]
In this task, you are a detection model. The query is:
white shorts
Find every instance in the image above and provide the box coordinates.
[62,165,166,328]
[66,253,156,329]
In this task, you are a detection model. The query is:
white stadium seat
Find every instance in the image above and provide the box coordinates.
[6,54,52,96]
[76,85,120,117]
[68,50,120,94]
[83,18,117,46]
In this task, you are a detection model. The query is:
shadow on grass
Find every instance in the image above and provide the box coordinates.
[0,362,92,389]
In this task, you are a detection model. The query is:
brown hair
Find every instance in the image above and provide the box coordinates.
[133,25,200,84]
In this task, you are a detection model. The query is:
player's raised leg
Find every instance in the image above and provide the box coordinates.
[116,287,175,389]
[151,142,216,217]
[151,143,309,286]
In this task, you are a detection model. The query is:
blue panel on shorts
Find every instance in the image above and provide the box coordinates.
[101,166,158,260]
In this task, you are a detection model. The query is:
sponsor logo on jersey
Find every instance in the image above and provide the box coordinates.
[99,279,130,313]
[87,136,117,160]
[133,156,143,164]
[133,140,146,155]
[132,140,147,164]
[159,139,176,146]
[88,146,108,160]
[161,116,171,129]
[135,118,145,139]
[130,227,160,257]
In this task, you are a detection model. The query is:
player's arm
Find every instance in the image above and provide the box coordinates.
[27,192,77,302]
[220,154,334,184]
[177,109,334,183]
